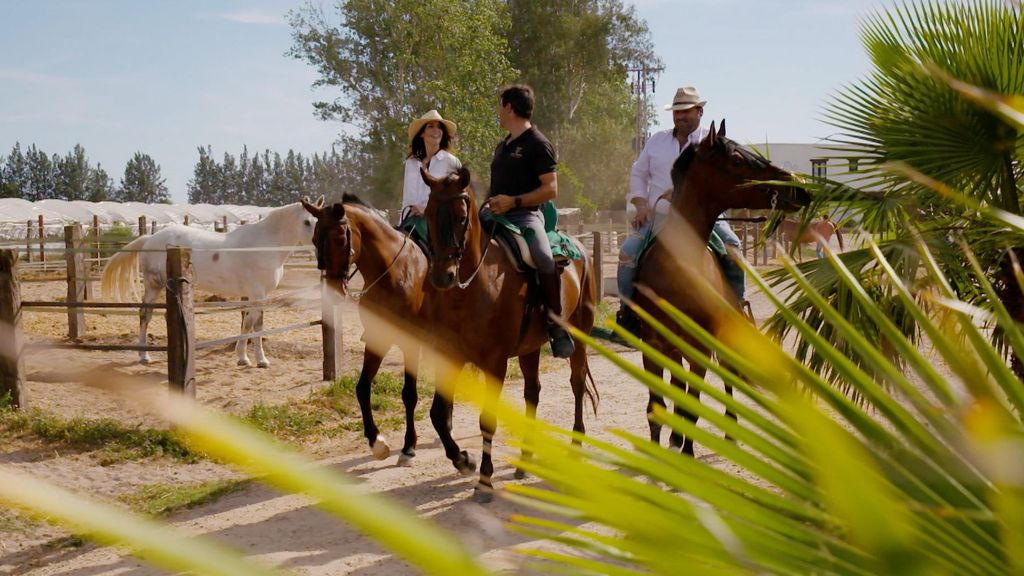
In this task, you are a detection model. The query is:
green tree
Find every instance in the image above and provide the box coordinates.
[766,0,1024,380]
[85,163,114,202]
[187,146,220,204]
[1,143,29,198]
[506,0,659,211]
[289,0,516,210]
[24,144,55,201]
[55,144,90,201]
[118,152,169,203]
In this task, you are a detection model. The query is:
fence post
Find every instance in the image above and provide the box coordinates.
[184,214,190,227]
[222,215,228,232]
[321,275,342,382]
[37,215,45,263]
[166,247,195,397]
[138,216,147,238]
[25,220,32,263]
[0,250,25,409]
[64,224,89,339]
[91,215,101,268]
[592,231,604,300]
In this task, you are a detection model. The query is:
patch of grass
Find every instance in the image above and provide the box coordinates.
[595,298,614,326]
[244,371,431,441]
[118,479,250,517]
[0,407,201,464]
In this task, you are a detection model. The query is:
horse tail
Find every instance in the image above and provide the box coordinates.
[101,235,147,302]
[574,235,599,415]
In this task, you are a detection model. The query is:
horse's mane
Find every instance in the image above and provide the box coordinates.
[341,192,389,223]
[670,144,699,190]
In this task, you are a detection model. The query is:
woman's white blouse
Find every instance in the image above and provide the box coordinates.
[401,149,462,218]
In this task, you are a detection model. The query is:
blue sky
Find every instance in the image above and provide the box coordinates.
[1,0,882,203]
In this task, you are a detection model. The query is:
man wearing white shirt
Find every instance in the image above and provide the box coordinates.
[616,86,744,332]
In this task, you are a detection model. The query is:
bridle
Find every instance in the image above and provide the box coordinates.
[316,215,357,289]
[316,212,414,300]
[432,190,490,289]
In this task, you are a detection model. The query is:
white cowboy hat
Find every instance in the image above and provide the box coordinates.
[664,86,707,111]
[408,110,458,142]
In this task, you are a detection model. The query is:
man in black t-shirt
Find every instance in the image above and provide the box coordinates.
[486,84,574,359]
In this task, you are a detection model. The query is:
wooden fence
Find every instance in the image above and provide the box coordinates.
[0,239,341,410]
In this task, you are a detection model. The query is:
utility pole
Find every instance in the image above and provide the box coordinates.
[628,65,664,157]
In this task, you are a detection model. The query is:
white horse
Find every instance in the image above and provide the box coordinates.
[101,198,323,367]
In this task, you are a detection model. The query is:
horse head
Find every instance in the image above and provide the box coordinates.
[421,165,474,290]
[674,121,810,215]
[302,196,356,294]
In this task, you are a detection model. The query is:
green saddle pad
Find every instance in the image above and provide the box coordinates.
[492,201,582,261]
[398,214,428,242]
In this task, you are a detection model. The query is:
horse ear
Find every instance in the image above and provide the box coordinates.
[315,194,325,208]
[420,166,438,188]
[718,119,727,138]
[458,166,471,190]
[330,203,346,220]
[706,121,718,146]
[301,196,323,218]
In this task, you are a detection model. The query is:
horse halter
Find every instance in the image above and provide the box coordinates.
[316,216,357,287]
[433,191,472,266]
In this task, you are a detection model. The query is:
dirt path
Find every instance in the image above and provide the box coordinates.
[2,264,773,575]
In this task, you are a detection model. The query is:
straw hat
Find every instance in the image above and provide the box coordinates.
[664,86,707,111]
[407,110,458,142]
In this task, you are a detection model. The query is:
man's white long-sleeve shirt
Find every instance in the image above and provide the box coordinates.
[627,127,708,215]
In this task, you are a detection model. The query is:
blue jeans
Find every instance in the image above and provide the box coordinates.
[617,218,744,306]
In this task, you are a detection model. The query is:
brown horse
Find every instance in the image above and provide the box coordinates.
[634,121,809,455]
[420,166,598,503]
[301,195,429,465]
[779,217,844,260]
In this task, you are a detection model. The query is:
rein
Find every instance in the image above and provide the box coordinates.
[347,227,413,301]
[455,229,492,290]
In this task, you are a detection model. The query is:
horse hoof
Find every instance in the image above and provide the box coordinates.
[513,468,527,480]
[472,485,495,504]
[257,360,270,369]
[455,451,477,476]
[139,357,151,365]
[237,359,251,367]
[371,437,391,460]
[397,449,415,467]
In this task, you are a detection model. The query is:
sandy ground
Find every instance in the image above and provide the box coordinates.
[1,254,778,575]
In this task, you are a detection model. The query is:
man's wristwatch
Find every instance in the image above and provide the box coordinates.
[514,197,523,209]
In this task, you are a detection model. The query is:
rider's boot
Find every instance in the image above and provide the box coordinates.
[538,271,575,358]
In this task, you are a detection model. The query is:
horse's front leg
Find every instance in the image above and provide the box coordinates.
[643,353,666,445]
[474,356,508,504]
[514,349,542,480]
[356,349,388,459]
[235,308,252,367]
[398,345,420,466]
[429,360,475,477]
[676,351,707,457]
[252,307,270,368]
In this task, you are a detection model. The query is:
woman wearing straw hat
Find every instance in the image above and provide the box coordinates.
[400,110,462,235]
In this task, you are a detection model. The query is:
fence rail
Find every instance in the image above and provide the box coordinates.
[0,237,344,410]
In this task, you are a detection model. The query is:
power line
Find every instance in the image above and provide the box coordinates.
[628,65,664,157]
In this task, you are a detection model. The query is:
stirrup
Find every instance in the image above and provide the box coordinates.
[547,326,575,358]
[740,300,754,323]
[615,308,642,335]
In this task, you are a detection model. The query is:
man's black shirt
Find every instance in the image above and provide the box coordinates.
[489,126,557,210]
